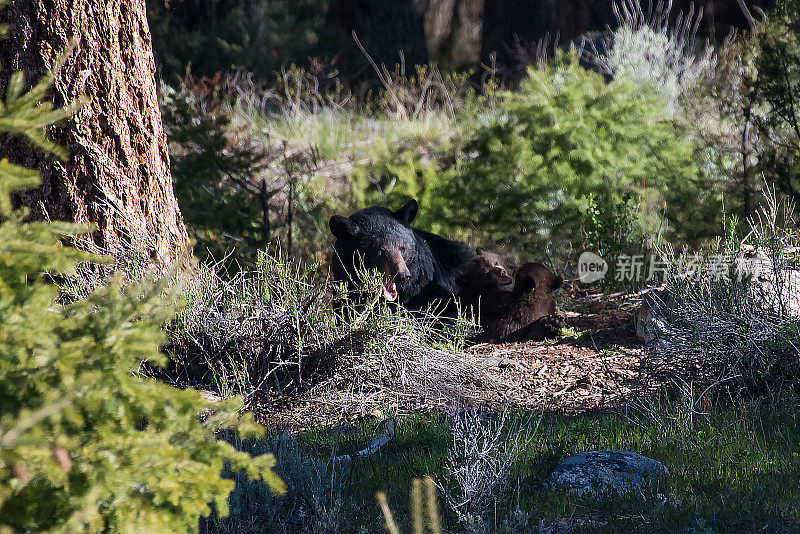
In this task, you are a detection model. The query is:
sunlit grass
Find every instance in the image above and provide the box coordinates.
[238,106,457,162]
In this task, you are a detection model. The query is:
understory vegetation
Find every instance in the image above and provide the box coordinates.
[202,400,800,533]
[0,55,283,531]
[165,251,491,419]
[160,1,800,271]
[5,0,800,532]
[155,2,800,529]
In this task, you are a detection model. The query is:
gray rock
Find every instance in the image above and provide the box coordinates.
[547,450,667,498]
[738,250,800,318]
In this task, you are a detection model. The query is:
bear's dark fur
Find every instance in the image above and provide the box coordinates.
[454,248,514,315]
[329,199,475,310]
[457,251,564,343]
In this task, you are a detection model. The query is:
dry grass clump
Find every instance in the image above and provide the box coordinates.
[646,189,800,392]
[224,61,466,165]
[167,250,508,419]
[436,410,536,532]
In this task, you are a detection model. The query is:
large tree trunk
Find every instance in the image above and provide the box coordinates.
[449,0,485,66]
[0,0,189,264]
[425,0,458,60]
[424,0,484,66]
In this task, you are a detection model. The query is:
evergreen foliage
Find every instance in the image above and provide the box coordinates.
[435,53,706,259]
[0,44,283,532]
[748,0,800,204]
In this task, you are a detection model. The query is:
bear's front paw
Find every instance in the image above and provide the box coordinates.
[502,314,564,343]
[537,314,565,337]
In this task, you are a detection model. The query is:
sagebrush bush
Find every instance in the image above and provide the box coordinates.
[592,1,715,118]
[0,42,283,532]
[648,189,800,391]
[202,432,354,534]
[436,410,535,531]
[166,250,505,419]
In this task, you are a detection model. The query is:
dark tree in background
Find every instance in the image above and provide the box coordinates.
[480,0,759,71]
[144,0,765,84]
[328,0,429,69]
[0,0,189,264]
[147,0,344,82]
[480,0,555,67]
[748,0,800,204]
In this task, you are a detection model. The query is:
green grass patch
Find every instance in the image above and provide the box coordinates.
[216,397,800,532]
[241,107,456,163]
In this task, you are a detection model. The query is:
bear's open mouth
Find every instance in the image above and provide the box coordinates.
[381,272,398,301]
[499,273,513,286]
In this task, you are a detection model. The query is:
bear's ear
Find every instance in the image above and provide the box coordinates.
[393,199,418,226]
[476,247,486,255]
[550,275,563,291]
[330,215,360,239]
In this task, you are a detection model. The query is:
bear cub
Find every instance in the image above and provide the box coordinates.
[455,248,513,315]
[457,249,564,343]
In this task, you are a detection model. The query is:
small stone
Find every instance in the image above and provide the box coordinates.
[481,355,526,371]
[547,450,667,498]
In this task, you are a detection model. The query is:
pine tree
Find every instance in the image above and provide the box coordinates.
[0,33,283,533]
[437,52,709,259]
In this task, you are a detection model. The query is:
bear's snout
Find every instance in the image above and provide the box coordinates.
[387,249,412,283]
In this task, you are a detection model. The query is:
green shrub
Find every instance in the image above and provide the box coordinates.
[0,48,283,532]
[435,52,705,260]
[161,81,271,265]
[747,0,800,204]
[349,143,449,234]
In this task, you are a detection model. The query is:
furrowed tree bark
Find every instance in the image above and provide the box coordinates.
[0,0,189,264]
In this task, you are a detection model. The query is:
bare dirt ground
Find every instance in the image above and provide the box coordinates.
[469,299,648,413]
[252,293,657,428]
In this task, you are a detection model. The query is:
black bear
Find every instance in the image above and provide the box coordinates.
[457,250,564,342]
[455,248,514,313]
[329,199,475,310]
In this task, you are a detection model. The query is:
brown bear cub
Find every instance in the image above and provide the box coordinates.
[456,247,514,322]
[457,249,564,343]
